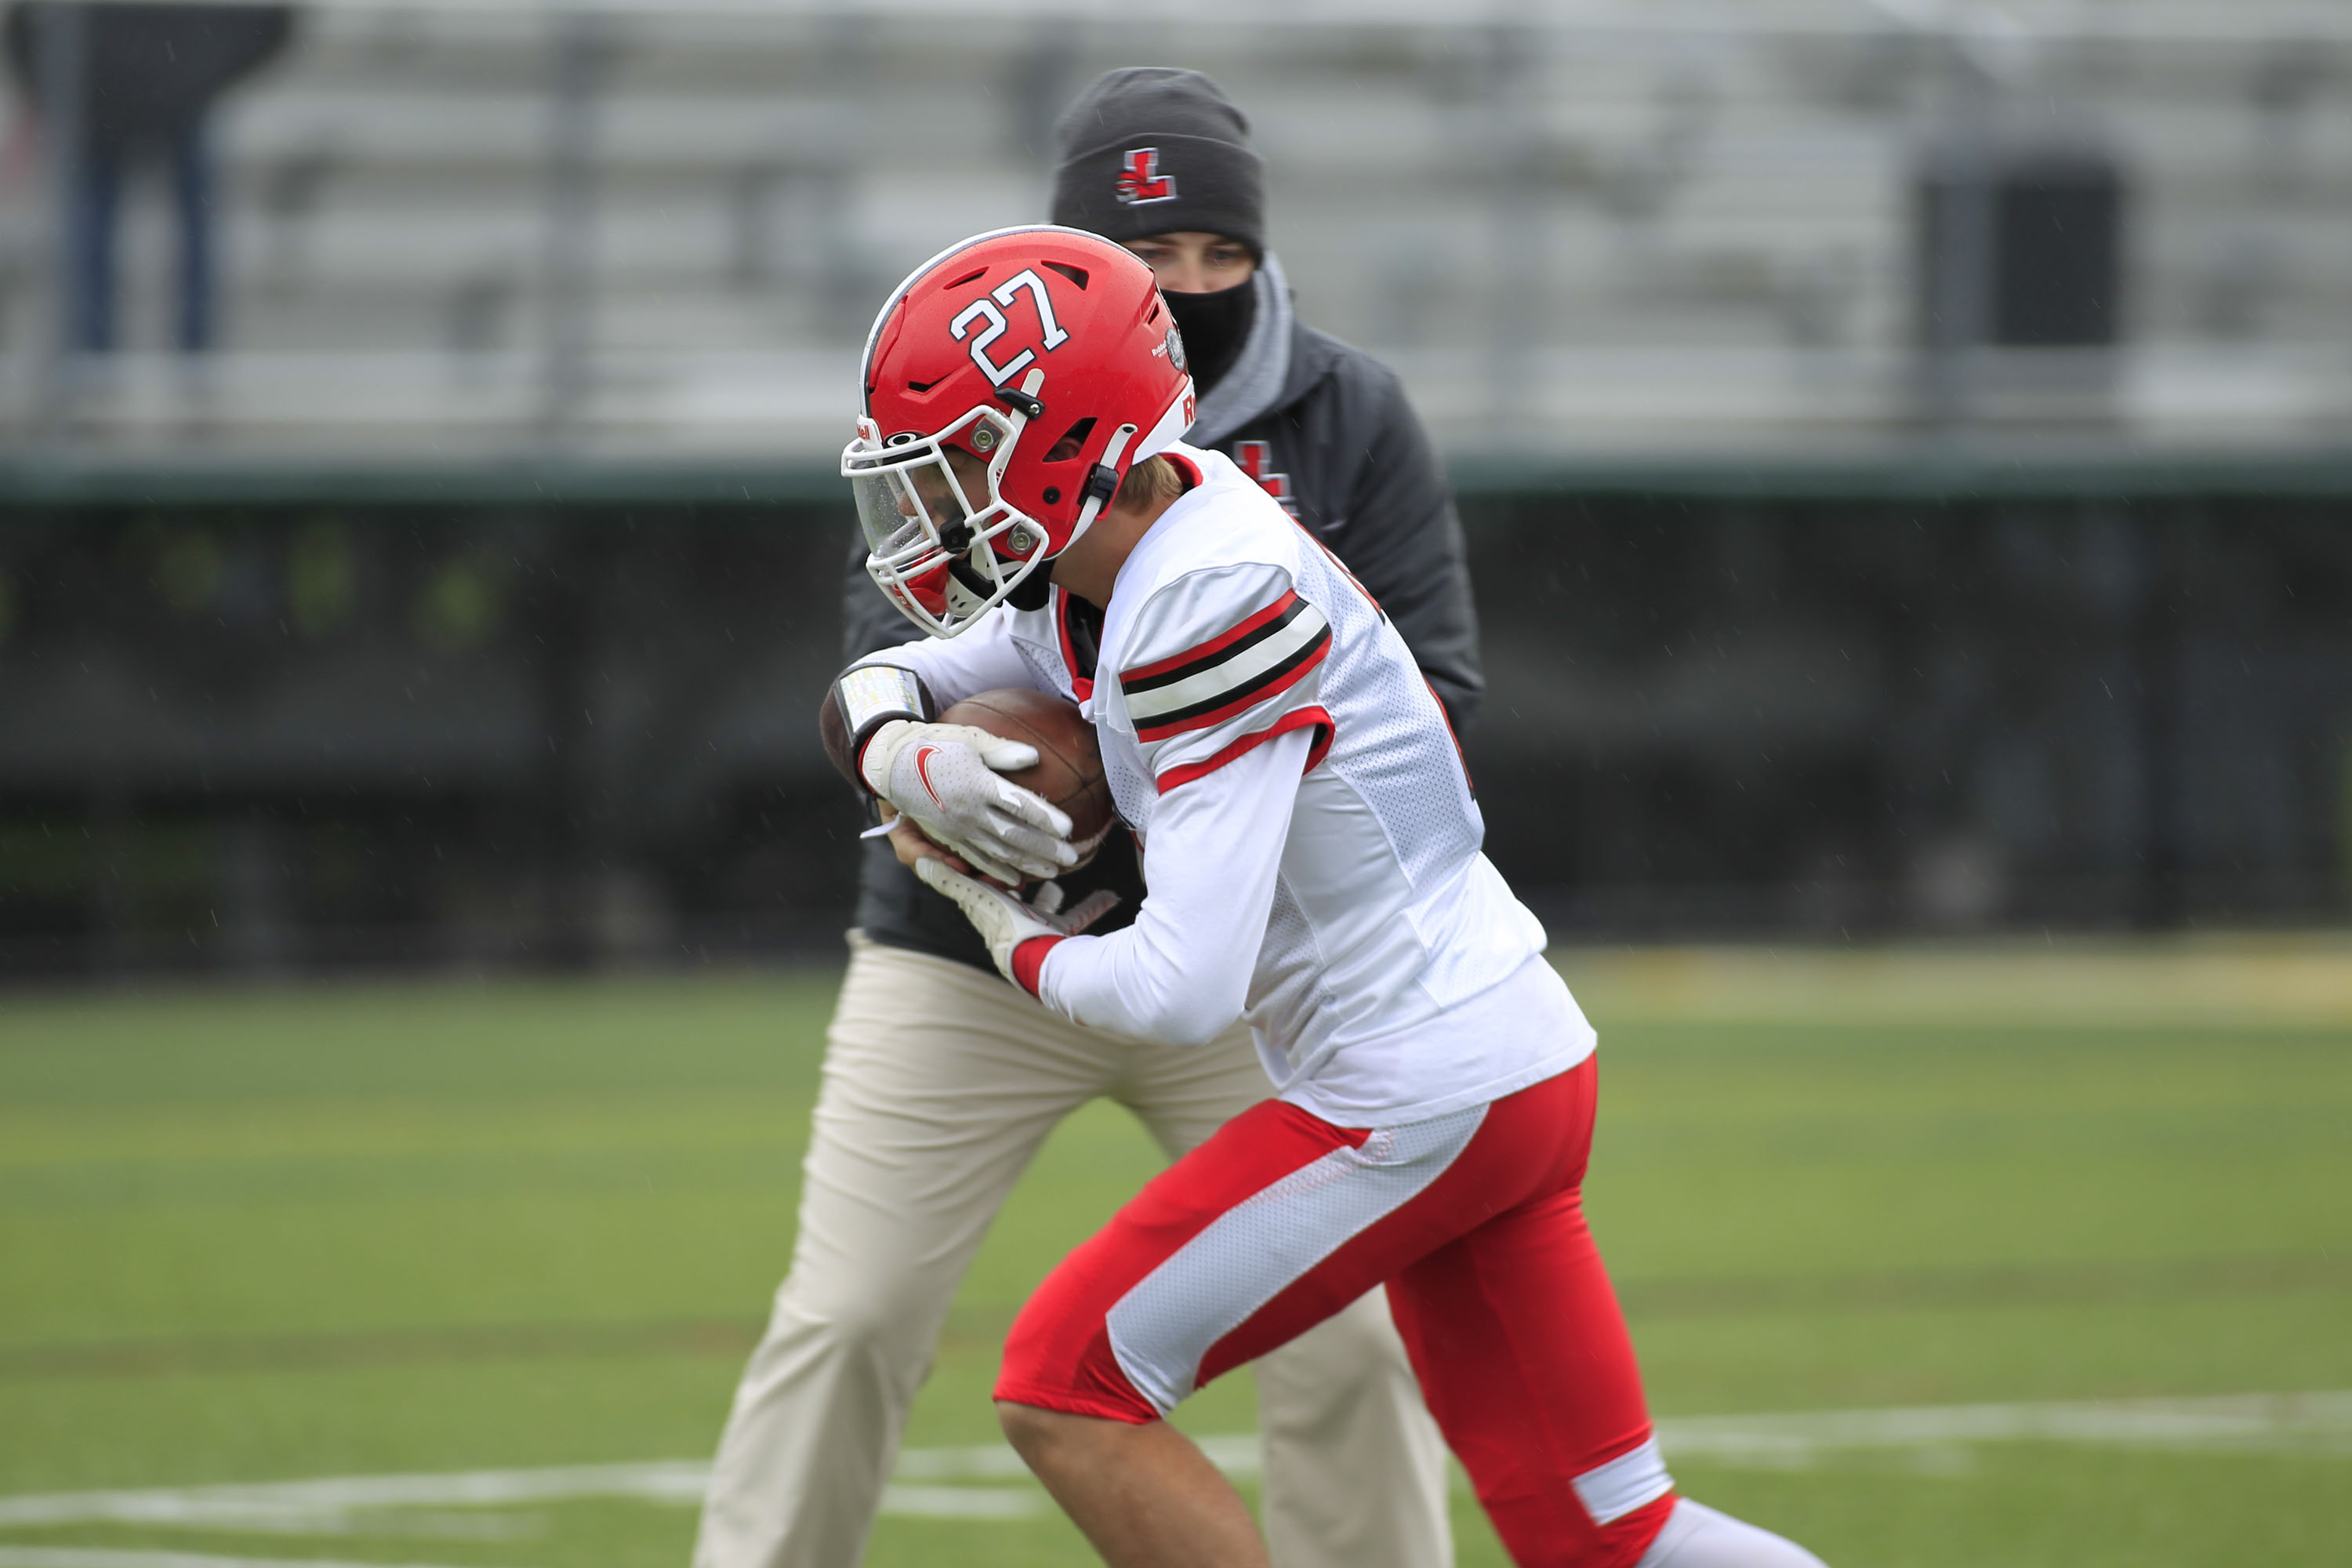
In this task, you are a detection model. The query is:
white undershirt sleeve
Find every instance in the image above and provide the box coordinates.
[1036,724,1313,1047]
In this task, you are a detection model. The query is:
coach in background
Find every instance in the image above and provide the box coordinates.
[694,67,1479,1568]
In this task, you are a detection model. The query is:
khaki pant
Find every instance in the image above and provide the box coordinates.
[694,935,1454,1568]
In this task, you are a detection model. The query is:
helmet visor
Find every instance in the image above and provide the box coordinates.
[848,447,978,561]
[841,411,1044,638]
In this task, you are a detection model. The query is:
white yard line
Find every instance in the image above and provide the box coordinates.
[0,1552,503,1568]
[874,1486,1042,1519]
[0,1463,711,1532]
[2,1390,2345,1538]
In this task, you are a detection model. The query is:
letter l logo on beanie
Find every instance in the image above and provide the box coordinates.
[1116,148,1178,205]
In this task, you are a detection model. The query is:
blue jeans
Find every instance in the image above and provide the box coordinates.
[67,123,216,354]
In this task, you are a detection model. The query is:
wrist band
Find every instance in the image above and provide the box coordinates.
[835,665,931,749]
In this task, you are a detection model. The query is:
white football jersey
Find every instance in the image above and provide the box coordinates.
[857,441,1593,1125]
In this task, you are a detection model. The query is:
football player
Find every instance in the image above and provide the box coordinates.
[824,228,1828,1568]
[696,70,1473,1568]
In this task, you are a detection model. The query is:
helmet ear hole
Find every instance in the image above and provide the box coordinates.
[1044,416,1095,464]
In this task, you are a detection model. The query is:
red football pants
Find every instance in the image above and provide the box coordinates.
[996,1058,1674,1568]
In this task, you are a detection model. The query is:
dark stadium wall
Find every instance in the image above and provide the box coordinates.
[0,503,862,975]
[1,489,2347,975]
[1462,497,2352,936]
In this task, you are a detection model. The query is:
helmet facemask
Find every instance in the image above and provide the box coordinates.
[844,404,1058,638]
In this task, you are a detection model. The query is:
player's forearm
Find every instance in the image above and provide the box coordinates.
[1038,728,1309,1046]
[1042,898,1260,1047]
[844,615,1029,713]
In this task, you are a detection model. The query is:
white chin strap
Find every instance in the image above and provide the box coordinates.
[1063,421,1139,549]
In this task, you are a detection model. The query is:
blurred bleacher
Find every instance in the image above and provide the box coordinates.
[2,0,2350,470]
[4,2,2351,975]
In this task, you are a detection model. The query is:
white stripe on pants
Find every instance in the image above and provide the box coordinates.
[692,934,1454,1568]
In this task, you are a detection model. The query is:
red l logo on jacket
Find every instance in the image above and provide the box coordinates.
[1236,440,1299,518]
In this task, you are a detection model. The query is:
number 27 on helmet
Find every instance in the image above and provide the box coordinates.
[842,225,1197,637]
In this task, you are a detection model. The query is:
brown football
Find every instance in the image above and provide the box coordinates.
[938,687,1116,852]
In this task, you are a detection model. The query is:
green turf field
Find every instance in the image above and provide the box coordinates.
[2,943,2348,1567]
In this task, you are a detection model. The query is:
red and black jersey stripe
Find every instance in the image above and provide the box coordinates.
[1121,591,1332,743]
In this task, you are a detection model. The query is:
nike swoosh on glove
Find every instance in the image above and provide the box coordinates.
[862,719,1080,885]
[915,856,1120,994]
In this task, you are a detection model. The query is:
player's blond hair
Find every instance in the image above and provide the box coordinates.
[1114,455,1185,513]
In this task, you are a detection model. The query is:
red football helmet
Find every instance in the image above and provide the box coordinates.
[843,225,1197,637]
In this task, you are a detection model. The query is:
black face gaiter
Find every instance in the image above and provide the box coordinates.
[1163,279,1258,397]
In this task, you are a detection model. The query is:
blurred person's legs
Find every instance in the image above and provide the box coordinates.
[64,125,215,355]
[1251,1290,1452,1568]
[66,140,120,352]
[695,935,1451,1568]
[696,937,1102,1568]
[167,121,215,352]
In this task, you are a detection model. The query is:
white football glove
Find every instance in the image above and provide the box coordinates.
[915,856,1120,988]
[862,719,1080,885]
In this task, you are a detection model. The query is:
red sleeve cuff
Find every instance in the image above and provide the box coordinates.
[1011,935,1065,997]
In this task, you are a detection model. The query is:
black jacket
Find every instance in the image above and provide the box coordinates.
[838,318,1482,973]
[6,4,293,152]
